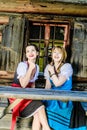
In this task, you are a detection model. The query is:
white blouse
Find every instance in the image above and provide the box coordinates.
[44,63,73,80]
[16,61,39,82]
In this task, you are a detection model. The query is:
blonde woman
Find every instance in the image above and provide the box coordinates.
[44,46,86,130]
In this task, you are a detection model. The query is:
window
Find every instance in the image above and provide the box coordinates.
[26,21,70,72]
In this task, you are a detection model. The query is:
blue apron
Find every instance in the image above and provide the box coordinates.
[44,77,86,130]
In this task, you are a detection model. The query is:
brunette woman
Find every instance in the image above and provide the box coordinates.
[9,44,51,130]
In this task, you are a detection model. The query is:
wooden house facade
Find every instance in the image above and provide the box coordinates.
[0,0,87,87]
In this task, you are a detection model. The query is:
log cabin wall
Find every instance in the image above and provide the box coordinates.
[0,0,87,85]
[0,15,25,85]
[0,16,25,71]
[71,19,87,81]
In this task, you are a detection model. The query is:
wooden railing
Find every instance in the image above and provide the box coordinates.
[0,86,87,102]
[0,85,87,130]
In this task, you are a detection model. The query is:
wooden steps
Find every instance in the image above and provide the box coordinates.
[0,98,32,130]
[0,112,12,130]
[0,106,32,130]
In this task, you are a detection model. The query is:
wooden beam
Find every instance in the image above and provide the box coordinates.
[0,86,87,102]
[32,0,87,4]
[0,1,87,16]
[0,71,14,79]
[0,16,9,24]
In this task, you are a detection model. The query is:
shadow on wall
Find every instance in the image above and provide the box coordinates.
[72,61,82,75]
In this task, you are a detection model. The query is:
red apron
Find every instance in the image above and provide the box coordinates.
[9,83,33,130]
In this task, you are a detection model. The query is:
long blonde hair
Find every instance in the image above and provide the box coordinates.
[51,46,67,73]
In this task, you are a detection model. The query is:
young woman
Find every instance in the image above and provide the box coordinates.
[44,46,86,130]
[9,44,51,130]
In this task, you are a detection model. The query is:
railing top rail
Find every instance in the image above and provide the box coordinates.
[0,86,87,102]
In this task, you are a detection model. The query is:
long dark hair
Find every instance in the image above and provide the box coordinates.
[26,43,39,52]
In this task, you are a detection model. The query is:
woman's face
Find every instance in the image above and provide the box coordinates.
[52,48,63,63]
[26,45,38,61]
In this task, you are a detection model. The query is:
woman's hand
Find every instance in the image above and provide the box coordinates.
[47,64,67,87]
[19,61,36,88]
[47,64,55,76]
[28,60,36,71]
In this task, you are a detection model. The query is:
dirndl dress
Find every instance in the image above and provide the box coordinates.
[43,77,86,130]
[9,62,44,130]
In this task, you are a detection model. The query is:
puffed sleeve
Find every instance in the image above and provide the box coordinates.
[17,62,27,79]
[44,65,50,80]
[59,63,73,79]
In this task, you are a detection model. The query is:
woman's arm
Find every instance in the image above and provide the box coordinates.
[44,72,66,89]
[50,74,67,87]
[19,61,35,88]
[45,79,51,89]
[31,82,35,88]
[47,63,73,87]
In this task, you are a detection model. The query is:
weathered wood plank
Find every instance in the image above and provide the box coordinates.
[0,71,14,79]
[0,1,87,16]
[32,0,87,4]
[0,110,32,130]
[0,16,25,72]
[0,86,87,102]
[0,16,9,24]
[71,20,87,78]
